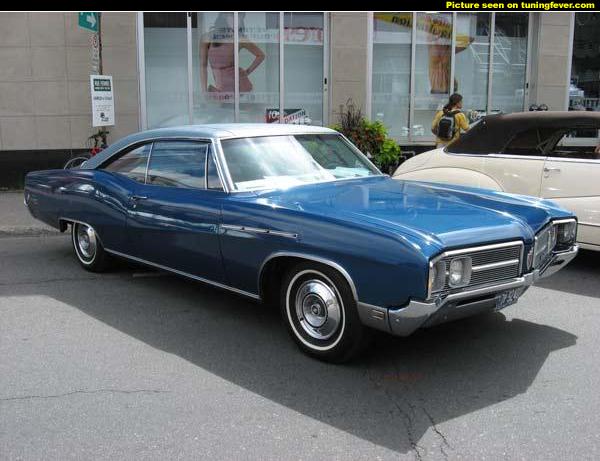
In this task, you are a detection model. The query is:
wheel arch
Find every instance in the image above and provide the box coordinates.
[258,252,358,306]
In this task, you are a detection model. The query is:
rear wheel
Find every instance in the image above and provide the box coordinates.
[64,156,90,169]
[281,262,370,363]
[71,222,111,272]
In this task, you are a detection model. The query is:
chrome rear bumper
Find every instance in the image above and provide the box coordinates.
[357,245,578,337]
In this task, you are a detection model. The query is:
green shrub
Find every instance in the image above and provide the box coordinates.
[331,99,401,173]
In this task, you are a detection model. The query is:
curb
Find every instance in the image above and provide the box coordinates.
[0,226,62,238]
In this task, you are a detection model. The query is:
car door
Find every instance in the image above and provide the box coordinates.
[541,136,600,249]
[483,127,548,196]
[127,140,227,282]
[70,142,153,253]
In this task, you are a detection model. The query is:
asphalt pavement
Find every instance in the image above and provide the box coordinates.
[1,192,600,460]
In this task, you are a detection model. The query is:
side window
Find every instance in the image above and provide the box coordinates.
[502,128,558,156]
[206,151,224,191]
[147,141,208,189]
[102,143,152,183]
[550,129,600,161]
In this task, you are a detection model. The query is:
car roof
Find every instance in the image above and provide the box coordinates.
[447,111,600,154]
[138,123,337,139]
[82,124,338,170]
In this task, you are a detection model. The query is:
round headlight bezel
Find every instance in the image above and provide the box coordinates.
[448,256,472,288]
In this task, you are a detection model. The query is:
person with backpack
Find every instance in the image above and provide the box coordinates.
[431,93,470,147]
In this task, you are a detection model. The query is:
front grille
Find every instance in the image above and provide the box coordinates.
[440,243,523,293]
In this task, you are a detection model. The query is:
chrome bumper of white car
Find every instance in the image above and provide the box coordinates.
[358,246,578,337]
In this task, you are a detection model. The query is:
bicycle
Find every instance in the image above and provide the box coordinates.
[63,129,109,169]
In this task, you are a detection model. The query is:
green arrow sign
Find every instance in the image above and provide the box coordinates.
[78,12,98,32]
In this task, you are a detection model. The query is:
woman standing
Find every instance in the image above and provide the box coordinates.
[431,93,470,147]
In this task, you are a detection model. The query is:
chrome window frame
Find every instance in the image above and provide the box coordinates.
[215,132,385,193]
[97,136,230,193]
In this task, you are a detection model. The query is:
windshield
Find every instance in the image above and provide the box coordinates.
[220,134,381,191]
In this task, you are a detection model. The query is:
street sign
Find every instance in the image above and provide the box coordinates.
[89,33,100,73]
[90,75,115,127]
[78,12,98,32]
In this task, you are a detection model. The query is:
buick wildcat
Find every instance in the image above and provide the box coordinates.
[25,124,578,362]
[394,111,600,251]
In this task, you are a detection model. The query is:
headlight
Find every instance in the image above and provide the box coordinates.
[448,256,472,288]
[533,219,577,268]
[428,260,446,295]
[556,219,577,246]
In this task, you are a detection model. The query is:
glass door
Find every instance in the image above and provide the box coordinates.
[282,12,325,126]
[191,12,235,124]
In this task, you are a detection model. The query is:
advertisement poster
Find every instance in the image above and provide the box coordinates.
[90,75,115,127]
[266,108,310,124]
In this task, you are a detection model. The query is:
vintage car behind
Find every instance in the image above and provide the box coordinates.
[25,124,578,362]
[394,111,600,251]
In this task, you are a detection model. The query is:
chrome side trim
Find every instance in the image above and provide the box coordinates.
[472,258,520,273]
[220,224,298,239]
[258,251,358,302]
[104,248,260,300]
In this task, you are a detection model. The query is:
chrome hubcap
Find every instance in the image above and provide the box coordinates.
[295,279,341,340]
[76,224,97,260]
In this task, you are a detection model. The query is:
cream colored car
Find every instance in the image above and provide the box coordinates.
[394,111,600,251]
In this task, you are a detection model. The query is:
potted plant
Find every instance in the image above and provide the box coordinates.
[331,99,402,174]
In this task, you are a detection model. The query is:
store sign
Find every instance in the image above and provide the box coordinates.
[90,75,115,127]
[78,12,98,33]
[266,108,310,124]
[209,27,323,45]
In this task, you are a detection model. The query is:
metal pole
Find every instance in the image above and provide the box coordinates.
[97,12,108,146]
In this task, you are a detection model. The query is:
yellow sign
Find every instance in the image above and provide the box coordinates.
[374,13,473,49]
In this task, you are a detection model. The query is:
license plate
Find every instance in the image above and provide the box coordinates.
[495,289,520,311]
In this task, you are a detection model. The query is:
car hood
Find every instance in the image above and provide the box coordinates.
[249,176,573,253]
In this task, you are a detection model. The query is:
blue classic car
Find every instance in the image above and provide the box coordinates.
[24,124,579,362]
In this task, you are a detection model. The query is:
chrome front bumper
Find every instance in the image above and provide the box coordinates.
[358,245,578,337]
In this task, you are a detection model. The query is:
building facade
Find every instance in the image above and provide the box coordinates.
[1,11,598,186]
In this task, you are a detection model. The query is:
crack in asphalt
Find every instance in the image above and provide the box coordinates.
[422,405,452,460]
[0,388,170,402]
[365,367,424,461]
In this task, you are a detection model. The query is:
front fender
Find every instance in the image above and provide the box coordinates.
[394,167,504,192]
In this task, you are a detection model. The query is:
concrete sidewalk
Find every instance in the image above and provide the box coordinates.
[0,192,59,237]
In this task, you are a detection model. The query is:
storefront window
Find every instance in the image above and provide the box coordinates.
[283,12,324,126]
[568,13,600,141]
[192,12,235,124]
[454,13,490,123]
[237,12,280,123]
[372,13,412,139]
[491,13,529,114]
[143,13,189,128]
[413,13,453,139]
[143,12,325,128]
[371,12,531,143]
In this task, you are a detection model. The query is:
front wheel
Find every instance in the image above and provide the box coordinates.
[71,222,111,272]
[281,262,370,363]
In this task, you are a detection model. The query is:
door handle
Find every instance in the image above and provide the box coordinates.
[130,195,148,201]
[543,167,561,173]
